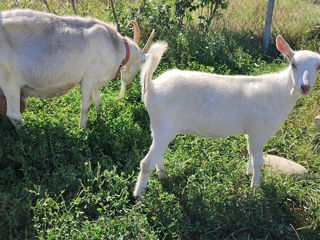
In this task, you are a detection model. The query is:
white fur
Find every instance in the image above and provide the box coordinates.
[133,37,320,199]
[0,9,147,128]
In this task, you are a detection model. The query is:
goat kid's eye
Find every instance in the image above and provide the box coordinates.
[291,63,297,69]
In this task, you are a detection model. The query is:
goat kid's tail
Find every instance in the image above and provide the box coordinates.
[140,41,167,100]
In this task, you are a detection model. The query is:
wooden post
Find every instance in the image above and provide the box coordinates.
[109,0,120,31]
[70,0,77,14]
[263,0,275,51]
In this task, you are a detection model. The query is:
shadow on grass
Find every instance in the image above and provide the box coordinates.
[146,171,319,240]
[0,99,151,239]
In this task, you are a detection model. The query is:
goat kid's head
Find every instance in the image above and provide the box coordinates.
[120,21,154,95]
[276,35,320,96]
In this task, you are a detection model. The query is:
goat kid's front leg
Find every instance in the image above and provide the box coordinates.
[246,156,253,175]
[247,135,268,188]
[245,135,253,175]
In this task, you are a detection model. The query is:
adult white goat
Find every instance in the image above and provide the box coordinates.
[0,9,154,128]
[134,36,320,199]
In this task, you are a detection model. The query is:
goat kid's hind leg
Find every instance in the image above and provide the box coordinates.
[133,129,174,200]
[2,83,23,129]
[247,134,268,188]
[80,82,92,128]
[155,157,167,180]
[245,135,253,175]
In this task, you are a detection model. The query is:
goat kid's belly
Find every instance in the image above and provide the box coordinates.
[178,117,247,138]
[155,107,248,137]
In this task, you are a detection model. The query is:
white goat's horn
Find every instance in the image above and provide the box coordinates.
[127,20,140,45]
[142,29,155,53]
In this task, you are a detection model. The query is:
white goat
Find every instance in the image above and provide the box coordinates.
[134,36,320,199]
[0,9,154,128]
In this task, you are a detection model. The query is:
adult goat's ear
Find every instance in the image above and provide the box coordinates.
[276,35,294,60]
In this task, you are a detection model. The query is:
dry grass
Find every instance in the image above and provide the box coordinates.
[211,0,320,44]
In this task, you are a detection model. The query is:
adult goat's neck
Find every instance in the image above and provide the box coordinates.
[113,38,130,80]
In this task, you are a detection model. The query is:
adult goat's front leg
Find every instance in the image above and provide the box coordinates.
[2,83,23,129]
[119,81,126,98]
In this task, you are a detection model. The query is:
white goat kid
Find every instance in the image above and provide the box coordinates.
[134,36,320,199]
[0,9,154,128]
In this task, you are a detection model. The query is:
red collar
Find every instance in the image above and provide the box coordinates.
[113,38,130,80]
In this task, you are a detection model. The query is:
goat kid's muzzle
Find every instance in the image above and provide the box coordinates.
[300,84,311,95]
[299,71,312,95]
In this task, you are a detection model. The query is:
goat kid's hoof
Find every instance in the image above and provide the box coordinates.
[12,120,24,130]
[118,92,125,99]
[157,170,168,180]
[133,192,145,201]
[16,127,33,142]
[246,163,253,175]
[250,183,260,194]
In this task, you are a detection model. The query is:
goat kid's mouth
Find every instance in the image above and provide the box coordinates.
[299,90,309,95]
[300,86,311,95]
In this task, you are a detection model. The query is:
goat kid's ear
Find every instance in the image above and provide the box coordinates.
[276,35,294,61]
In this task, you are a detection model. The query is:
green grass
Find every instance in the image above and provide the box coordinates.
[1,0,320,239]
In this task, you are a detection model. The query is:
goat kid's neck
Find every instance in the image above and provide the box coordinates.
[277,67,301,112]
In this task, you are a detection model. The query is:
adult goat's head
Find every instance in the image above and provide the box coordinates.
[276,35,320,95]
[119,20,155,97]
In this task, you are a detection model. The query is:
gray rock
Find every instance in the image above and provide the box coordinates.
[262,154,308,177]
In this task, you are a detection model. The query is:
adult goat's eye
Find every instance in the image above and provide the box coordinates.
[291,63,297,69]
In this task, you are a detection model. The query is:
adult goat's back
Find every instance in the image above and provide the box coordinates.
[0,9,155,128]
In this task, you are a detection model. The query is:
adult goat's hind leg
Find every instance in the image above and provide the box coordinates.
[80,81,92,128]
[133,126,174,200]
[247,134,268,188]
[91,87,102,110]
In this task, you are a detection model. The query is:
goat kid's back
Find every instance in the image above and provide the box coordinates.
[143,66,293,138]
